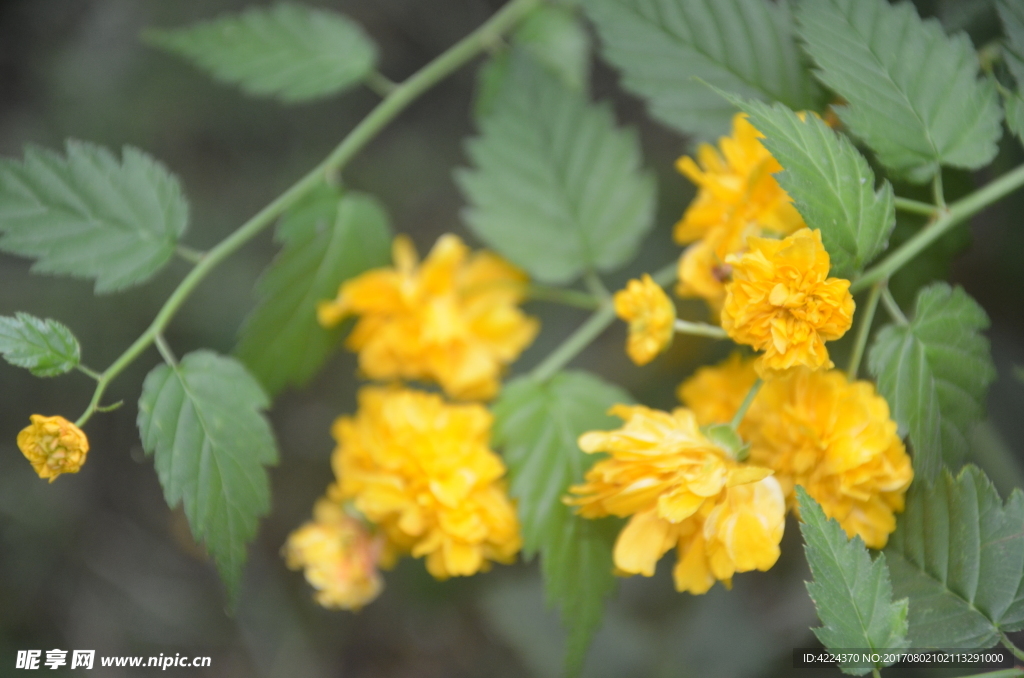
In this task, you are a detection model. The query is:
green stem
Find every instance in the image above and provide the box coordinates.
[730,378,763,430]
[893,196,937,216]
[847,280,884,379]
[73,0,540,427]
[365,70,398,97]
[530,304,616,382]
[584,270,612,302]
[154,333,177,367]
[1001,631,1024,662]
[176,245,206,264]
[526,284,600,309]
[526,260,681,383]
[933,171,947,209]
[881,287,908,326]
[75,364,102,381]
[854,163,1024,293]
[871,669,881,678]
[674,318,728,339]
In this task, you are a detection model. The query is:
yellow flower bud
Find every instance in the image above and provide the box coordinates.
[17,414,89,482]
[284,499,385,611]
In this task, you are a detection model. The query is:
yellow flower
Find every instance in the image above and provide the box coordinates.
[677,352,759,427]
[614,274,676,365]
[674,113,805,309]
[329,386,521,579]
[317,234,539,401]
[284,499,385,611]
[678,357,912,548]
[721,228,854,377]
[17,414,89,482]
[748,369,913,549]
[567,404,784,593]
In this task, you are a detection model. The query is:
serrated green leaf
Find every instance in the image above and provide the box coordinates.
[997,0,1024,86]
[0,312,80,377]
[145,3,377,103]
[0,141,188,293]
[797,488,908,676]
[235,187,391,396]
[885,465,1024,646]
[797,0,1002,183]
[868,283,995,482]
[732,97,894,278]
[457,53,655,284]
[137,350,278,600]
[492,371,630,675]
[584,0,819,139]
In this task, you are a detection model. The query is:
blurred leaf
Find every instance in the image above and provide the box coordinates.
[732,97,894,278]
[235,187,391,396]
[0,313,80,377]
[997,0,1024,85]
[475,6,591,120]
[797,488,908,676]
[516,5,591,93]
[474,52,512,120]
[145,3,378,103]
[1001,86,1024,142]
[0,141,188,293]
[137,350,278,601]
[457,53,655,284]
[868,283,996,481]
[885,465,1024,646]
[584,0,819,139]
[797,0,1002,183]
[492,371,630,675]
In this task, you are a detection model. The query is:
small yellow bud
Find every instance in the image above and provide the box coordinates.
[17,414,89,482]
[614,274,676,365]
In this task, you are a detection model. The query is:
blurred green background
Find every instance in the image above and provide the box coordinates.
[1,1,1023,676]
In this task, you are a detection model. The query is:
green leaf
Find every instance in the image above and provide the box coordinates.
[457,53,656,284]
[732,97,894,278]
[885,465,1024,646]
[516,5,591,94]
[1002,87,1024,141]
[997,0,1024,86]
[145,3,377,103]
[0,312,80,377]
[235,187,391,396]
[796,0,1002,183]
[584,0,819,139]
[137,350,278,600]
[797,488,908,676]
[492,371,630,675]
[868,283,996,482]
[0,141,188,293]
[473,6,592,120]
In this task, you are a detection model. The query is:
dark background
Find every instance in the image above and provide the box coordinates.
[1,0,1022,676]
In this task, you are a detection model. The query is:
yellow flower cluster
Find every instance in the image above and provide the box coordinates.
[283,499,386,610]
[721,228,854,378]
[17,415,89,482]
[680,355,913,548]
[674,113,805,310]
[318,234,539,400]
[568,405,785,594]
[613,274,676,365]
[329,387,521,579]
